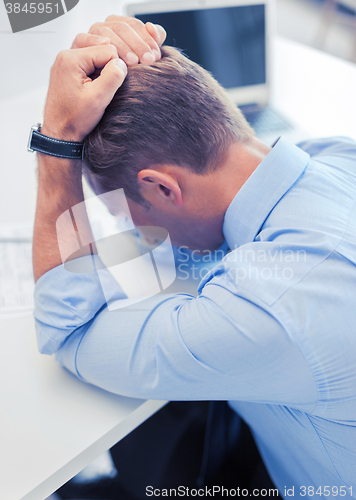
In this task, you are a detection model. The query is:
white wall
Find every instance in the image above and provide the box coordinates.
[0,0,130,224]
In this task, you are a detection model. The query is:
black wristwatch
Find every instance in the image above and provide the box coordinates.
[27,124,85,160]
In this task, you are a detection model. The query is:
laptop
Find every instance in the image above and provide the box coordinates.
[125,0,308,145]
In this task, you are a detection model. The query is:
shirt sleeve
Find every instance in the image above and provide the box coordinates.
[34,253,317,409]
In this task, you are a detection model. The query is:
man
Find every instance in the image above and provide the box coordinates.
[33,15,356,499]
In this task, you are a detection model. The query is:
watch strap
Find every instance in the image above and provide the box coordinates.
[28,125,84,160]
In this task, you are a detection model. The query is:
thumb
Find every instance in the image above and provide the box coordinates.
[89,57,127,107]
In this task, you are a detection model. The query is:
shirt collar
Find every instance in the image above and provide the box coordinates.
[222,137,310,250]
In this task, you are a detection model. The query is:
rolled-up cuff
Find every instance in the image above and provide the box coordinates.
[34,254,126,355]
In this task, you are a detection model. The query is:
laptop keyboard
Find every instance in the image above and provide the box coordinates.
[240,105,292,136]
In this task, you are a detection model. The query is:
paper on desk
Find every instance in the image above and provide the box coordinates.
[0,210,119,323]
[0,223,34,322]
[0,212,119,322]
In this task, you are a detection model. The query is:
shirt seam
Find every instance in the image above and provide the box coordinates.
[279,199,356,416]
[73,327,87,380]
[258,297,320,413]
[270,300,321,414]
[204,281,319,411]
[306,413,344,483]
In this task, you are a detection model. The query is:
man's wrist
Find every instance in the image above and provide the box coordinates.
[41,122,84,143]
[29,123,85,160]
[37,153,83,180]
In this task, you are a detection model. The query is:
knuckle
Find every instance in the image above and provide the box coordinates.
[53,50,72,72]
[73,33,83,43]
[106,44,118,58]
[113,21,128,32]
[129,18,144,29]
[94,26,106,36]
[89,22,103,33]
[56,50,70,63]
[105,14,121,22]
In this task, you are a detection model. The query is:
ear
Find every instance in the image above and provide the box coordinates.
[137,168,183,207]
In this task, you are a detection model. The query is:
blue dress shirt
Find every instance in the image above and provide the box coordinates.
[34,137,356,498]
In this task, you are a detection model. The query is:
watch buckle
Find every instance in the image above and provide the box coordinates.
[27,124,41,153]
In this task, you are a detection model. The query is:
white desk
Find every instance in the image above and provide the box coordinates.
[272,37,356,140]
[1,29,356,500]
[0,315,166,500]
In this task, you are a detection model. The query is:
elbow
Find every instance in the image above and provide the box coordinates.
[35,319,67,355]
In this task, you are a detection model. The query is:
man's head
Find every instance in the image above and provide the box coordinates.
[84,46,268,251]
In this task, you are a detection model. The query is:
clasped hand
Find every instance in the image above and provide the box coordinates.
[42,15,167,143]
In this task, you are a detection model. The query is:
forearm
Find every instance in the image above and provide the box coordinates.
[32,18,165,282]
[49,268,315,405]
[33,152,87,282]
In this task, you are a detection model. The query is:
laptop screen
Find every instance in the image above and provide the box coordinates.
[135,4,266,89]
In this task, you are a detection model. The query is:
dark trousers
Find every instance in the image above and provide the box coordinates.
[57,401,280,499]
